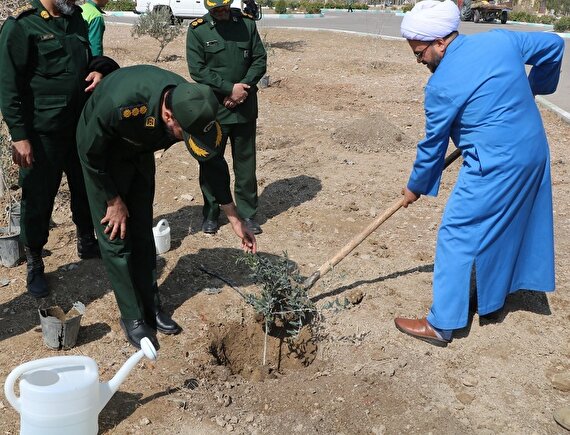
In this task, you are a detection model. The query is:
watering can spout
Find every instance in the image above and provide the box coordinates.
[98,337,158,411]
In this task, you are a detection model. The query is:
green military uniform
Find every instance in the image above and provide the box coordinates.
[0,0,95,251]
[186,8,267,222]
[81,0,105,56]
[77,65,232,320]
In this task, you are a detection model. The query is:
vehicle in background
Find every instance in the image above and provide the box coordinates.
[458,0,511,24]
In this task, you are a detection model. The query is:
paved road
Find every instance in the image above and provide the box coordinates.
[107,10,568,118]
[256,10,569,117]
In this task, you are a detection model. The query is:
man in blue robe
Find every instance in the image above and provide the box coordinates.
[394,0,564,346]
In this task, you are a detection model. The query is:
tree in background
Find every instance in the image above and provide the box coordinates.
[131,7,184,62]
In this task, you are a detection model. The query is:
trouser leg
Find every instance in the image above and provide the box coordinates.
[83,156,156,320]
[229,121,258,219]
[199,128,230,221]
[63,137,94,232]
[18,135,66,249]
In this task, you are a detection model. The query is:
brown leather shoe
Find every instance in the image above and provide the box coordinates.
[394,317,450,347]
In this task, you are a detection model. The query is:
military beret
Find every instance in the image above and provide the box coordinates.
[171,83,222,162]
[204,0,232,11]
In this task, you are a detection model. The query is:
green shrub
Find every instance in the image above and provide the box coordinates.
[104,0,136,11]
[300,0,322,13]
[509,11,537,23]
[402,3,413,12]
[274,0,287,13]
[554,16,570,32]
[537,15,556,24]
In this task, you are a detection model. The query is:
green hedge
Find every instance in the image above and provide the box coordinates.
[554,16,570,31]
[105,0,136,11]
[274,0,287,13]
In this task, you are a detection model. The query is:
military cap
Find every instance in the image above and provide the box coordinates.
[204,0,232,10]
[171,83,222,161]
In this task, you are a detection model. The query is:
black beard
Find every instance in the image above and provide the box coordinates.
[54,0,76,15]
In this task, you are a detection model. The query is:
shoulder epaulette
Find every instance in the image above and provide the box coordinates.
[10,3,35,19]
[190,17,206,28]
[118,103,149,120]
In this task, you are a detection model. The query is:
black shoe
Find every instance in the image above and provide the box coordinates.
[120,319,159,350]
[77,231,101,259]
[27,267,49,299]
[153,310,182,335]
[202,218,219,234]
[244,218,262,235]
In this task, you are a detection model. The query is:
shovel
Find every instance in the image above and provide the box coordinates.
[303,148,462,290]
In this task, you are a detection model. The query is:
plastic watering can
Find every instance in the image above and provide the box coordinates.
[152,219,171,254]
[4,337,157,435]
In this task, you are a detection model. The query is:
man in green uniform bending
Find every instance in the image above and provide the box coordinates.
[77,65,257,349]
[81,0,108,56]
[0,0,117,299]
[186,0,267,235]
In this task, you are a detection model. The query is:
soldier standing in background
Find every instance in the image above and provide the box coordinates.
[186,0,267,235]
[0,0,117,298]
[81,0,108,56]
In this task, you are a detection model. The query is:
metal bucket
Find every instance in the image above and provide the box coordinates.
[38,302,85,350]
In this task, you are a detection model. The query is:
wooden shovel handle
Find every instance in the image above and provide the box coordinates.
[303,148,462,290]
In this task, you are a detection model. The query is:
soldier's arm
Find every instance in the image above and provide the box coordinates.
[186,27,234,95]
[0,19,31,142]
[240,23,267,86]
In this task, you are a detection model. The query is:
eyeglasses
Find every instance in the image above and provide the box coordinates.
[414,41,434,62]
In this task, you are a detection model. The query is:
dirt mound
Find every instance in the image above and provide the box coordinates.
[208,321,317,381]
[332,113,415,154]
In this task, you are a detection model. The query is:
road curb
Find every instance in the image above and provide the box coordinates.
[536,96,570,125]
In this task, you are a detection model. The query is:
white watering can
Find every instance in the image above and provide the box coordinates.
[4,337,157,435]
[152,219,171,254]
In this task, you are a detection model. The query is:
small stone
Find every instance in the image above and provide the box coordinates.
[0,278,10,286]
[181,194,194,202]
[347,289,364,305]
[371,425,386,435]
[292,65,299,71]
[229,416,238,424]
[0,401,5,409]
[264,403,269,410]
[456,392,475,405]
[245,413,255,423]
[139,417,151,426]
[554,406,570,430]
[215,416,226,427]
[551,372,570,392]
[226,424,234,432]
[66,263,79,271]
[462,375,478,387]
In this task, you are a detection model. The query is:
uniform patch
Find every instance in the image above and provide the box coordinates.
[119,103,148,120]
[11,3,34,18]
[205,40,218,46]
[191,17,206,28]
[40,10,50,19]
[39,33,55,41]
[145,116,156,128]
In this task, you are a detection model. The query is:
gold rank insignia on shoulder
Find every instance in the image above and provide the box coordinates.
[11,3,34,18]
[40,10,50,19]
[191,17,205,28]
[145,116,156,128]
[119,103,148,120]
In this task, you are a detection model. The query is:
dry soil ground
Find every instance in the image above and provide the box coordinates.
[0,25,569,435]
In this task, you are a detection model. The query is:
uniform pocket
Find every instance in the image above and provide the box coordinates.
[37,39,66,76]
[204,41,225,54]
[33,95,68,134]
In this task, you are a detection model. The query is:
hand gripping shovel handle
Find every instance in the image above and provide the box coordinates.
[303,148,462,290]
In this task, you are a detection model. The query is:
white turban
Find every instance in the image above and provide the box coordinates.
[400,0,460,41]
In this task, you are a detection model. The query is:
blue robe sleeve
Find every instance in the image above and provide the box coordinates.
[407,86,459,196]
[506,31,564,96]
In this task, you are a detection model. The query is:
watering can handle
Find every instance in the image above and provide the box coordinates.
[4,356,96,412]
[156,219,168,231]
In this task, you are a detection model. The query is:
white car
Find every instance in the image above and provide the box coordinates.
[135,0,224,20]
